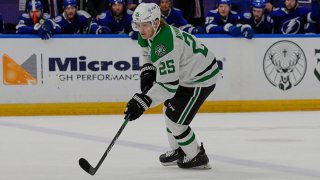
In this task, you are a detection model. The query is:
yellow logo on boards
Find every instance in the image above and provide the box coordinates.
[2,54,37,85]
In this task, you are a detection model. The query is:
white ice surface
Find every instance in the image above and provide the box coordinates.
[0,111,320,180]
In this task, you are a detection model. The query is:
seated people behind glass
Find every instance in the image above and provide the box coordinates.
[270,0,319,34]
[16,0,56,40]
[54,0,107,34]
[97,0,133,34]
[159,0,205,34]
[205,0,254,39]
[241,0,274,34]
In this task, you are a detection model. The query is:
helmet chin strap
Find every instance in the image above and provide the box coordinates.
[149,19,160,40]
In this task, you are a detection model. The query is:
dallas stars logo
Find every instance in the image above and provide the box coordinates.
[155,44,166,57]
[135,12,140,17]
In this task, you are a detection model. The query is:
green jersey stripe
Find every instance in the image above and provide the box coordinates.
[158,82,177,93]
[166,128,172,133]
[195,67,220,82]
[177,87,201,124]
[178,133,196,146]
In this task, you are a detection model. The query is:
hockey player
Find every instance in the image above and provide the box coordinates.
[125,3,222,169]
[0,15,3,34]
[220,0,252,13]
[241,0,274,34]
[270,0,319,34]
[54,0,106,34]
[205,0,254,39]
[16,0,56,40]
[97,0,134,35]
[159,0,205,34]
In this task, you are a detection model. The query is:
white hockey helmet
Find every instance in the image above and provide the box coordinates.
[131,3,161,31]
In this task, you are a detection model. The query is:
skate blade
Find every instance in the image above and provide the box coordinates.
[161,161,177,166]
[192,163,212,169]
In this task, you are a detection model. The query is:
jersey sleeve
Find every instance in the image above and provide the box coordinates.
[53,15,63,34]
[310,0,319,22]
[88,19,102,34]
[16,14,34,34]
[97,12,108,26]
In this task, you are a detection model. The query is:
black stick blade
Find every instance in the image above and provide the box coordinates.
[79,158,96,176]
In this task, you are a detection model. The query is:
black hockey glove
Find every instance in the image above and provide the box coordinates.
[124,93,152,121]
[242,26,254,39]
[98,26,111,34]
[191,26,205,34]
[34,19,53,40]
[42,19,54,31]
[140,63,157,93]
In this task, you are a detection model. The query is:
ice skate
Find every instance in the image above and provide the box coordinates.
[159,147,185,166]
[177,143,212,169]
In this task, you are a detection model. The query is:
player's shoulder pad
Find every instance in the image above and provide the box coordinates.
[77,10,92,18]
[43,13,51,20]
[209,9,218,14]
[173,8,182,13]
[150,25,174,62]
[99,12,107,19]
[126,9,133,15]
[54,15,63,23]
[297,6,309,14]
[124,12,132,21]
[230,10,239,15]
[280,7,287,13]
[270,8,282,17]
[272,7,280,11]
[22,13,30,19]
[273,7,287,16]
[172,8,184,16]
[243,12,252,20]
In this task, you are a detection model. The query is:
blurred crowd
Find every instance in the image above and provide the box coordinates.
[0,0,319,40]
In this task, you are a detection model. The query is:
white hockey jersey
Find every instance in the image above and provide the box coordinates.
[138,24,222,107]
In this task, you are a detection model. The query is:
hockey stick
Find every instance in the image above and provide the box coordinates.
[79,116,130,175]
[32,0,37,24]
[79,87,149,175]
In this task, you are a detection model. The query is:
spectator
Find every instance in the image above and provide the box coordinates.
[25,0,86,17]
[270,0,319,34]
[25,0,50,14]
[0,15,4,33]
[97,0,135,35]
[54,0,106,34]
[173,0,206,27]
[86,0,136,20]
[16,0,56,40]
[205,0,254,38]
[58,0,87,15]
[241,0,274,34]
[160,0,204,34]
[231,0,252,14]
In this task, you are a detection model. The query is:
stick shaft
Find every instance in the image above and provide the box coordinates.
[93,117,129,170]
[32,0,37,24]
